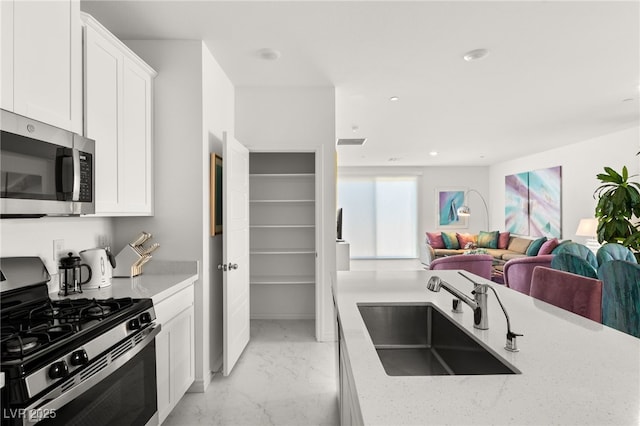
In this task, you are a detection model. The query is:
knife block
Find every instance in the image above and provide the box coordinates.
[113,245,150,277]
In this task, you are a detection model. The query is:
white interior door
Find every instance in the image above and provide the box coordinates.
[222,135,250,376]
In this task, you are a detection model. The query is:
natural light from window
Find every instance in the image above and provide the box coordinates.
[338,176,417,259]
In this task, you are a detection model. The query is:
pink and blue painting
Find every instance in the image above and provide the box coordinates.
[505,172,529,235]
[437,189,466,228]
[505,166,562,238]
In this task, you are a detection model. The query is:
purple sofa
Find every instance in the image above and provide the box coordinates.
[428,254,493,280]
[503,255,555,295]
[530,266,602,322]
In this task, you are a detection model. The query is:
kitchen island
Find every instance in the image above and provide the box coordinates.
[335,269,640,425]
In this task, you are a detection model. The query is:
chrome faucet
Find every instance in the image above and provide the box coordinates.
[427,275,489,329]
[427,272,522,352]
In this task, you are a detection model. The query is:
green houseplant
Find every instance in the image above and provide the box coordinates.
[593,158,640,261]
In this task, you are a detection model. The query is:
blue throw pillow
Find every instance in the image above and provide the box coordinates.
[526,236,547,256]
[477,231,499,249]
[441,232,460,249]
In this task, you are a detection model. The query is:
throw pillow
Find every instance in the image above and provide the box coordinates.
[526,236,547,256]
[508,237,532,254]
[426,232,445,249]
[456,233,477,249]
[538,238,560,255]
[498,232,510,249]
[441,232,460,249]
[477,231,499,249]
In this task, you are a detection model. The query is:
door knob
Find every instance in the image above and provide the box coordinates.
[217,264,227,271]
[228,263,238,270]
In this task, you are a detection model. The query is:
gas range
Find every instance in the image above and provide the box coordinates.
[1,257,159,426]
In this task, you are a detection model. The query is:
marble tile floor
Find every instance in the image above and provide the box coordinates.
[163,320,338,426]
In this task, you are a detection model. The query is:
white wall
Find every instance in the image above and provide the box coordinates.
[489,126,640,243]
[202,43,235,373]
[235,86,336,341]
[111,40,226,392]
[0,217,112,289]
[338,165,490,262]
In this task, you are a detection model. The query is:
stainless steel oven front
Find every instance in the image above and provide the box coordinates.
[19,325,160,426]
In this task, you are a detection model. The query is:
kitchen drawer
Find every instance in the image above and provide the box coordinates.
[154,285,194,324]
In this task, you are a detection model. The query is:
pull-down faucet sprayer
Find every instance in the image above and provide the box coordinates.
[427,272,523,352]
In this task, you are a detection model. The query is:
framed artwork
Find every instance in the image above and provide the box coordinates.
[529,166,562,238]
[504,165,562,238]
[210,153,223,236]
[505,172,530,235]
[436,188,467,228]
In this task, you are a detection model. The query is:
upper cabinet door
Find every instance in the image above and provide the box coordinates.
[84,23,122,214]
[82,13,156,216]
[9,0,82,133]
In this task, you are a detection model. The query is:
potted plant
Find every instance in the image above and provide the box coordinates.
[593,156,640,261]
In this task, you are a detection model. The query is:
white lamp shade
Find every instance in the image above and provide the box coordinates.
[576,218,598,237]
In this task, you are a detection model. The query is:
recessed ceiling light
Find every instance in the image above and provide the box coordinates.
[257,48,281,61]
[463,48,490,62]
[429,151,438,156]
[389,96,399,102]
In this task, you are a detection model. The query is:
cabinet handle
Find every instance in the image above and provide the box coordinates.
[217,264,227,271]
[228,263,238,270]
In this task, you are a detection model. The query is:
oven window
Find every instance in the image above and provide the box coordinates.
[39,341,157,426]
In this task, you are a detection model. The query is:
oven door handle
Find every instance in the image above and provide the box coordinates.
[22,324,161,426]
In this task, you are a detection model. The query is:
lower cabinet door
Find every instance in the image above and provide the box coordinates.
[156,328,171,423]
[156,304,195,424]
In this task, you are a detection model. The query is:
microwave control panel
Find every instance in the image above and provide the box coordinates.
[79,152,93,202]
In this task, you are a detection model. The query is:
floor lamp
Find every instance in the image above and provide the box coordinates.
[457,189,489,231]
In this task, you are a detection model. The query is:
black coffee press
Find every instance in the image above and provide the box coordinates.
[58,252,92,296]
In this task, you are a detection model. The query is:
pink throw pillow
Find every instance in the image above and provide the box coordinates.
[456,233,477,249]
[538,238,559,255]
[498,232,510,249]
[426,232,445,249]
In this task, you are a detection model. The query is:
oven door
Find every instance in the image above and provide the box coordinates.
[23,325,160,426]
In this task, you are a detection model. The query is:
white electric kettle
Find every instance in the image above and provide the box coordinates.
[80,247,115,289]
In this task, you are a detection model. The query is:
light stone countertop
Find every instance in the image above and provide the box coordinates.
[50,261,198,305]
[336,269,640,426]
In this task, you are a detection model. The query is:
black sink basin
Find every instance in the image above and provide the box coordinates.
[358,303,521,376]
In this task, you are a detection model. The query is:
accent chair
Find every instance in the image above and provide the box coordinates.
[551,252,598,279]
[428,254,493,280]
[597,260,640,338]
[552,242,598,269]
[530,266,603,322]
[596,243,637,266]
[503,254,554,295]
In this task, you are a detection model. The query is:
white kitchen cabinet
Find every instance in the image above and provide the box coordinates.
[1,0,82,133]
[154,284,195,424]
[82,13,156,216]
[249,152,317,319]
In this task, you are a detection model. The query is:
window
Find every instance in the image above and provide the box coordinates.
[338,176,417,259]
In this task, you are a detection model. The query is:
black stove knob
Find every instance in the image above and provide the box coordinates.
[140,312,152,324]
[49,361,69,379]
[70,349,89,366]
[128,318,141,330]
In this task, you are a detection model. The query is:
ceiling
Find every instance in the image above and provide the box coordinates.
[81,0,640,167]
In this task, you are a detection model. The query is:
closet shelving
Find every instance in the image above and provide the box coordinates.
[249,153,316,319]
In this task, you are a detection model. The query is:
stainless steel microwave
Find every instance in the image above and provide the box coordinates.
[1,109,95,217]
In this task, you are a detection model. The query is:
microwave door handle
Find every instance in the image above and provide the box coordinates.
[56,148,78,200]
[71,148,80,201]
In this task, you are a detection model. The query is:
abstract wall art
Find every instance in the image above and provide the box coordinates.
[505,166,562,238]
[436,188,467,228]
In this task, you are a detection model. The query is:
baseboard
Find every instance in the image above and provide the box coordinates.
[187,374,211,393]
[250,313,315,320]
